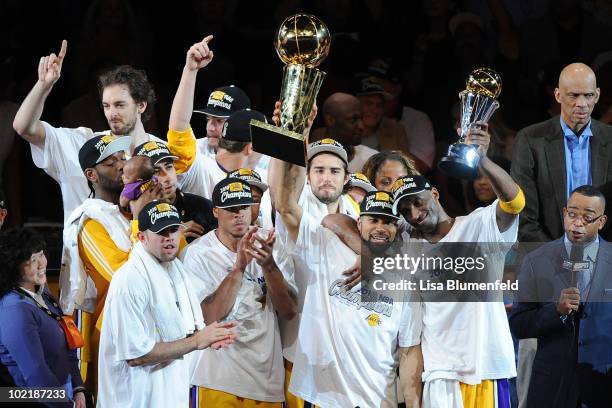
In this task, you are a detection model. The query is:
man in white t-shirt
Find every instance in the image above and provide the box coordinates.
[182,177,297,407]
[97,201,235,408]
[287,189,423,407]
[13,40,161,222]
[390,122,525,407]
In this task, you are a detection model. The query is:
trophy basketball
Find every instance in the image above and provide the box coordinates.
[249,14,331,166]
[439,68,502,179]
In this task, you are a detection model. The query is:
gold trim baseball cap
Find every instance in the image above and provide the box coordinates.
[138,201,182,233]
[360,190,400,220]
[134,140,178,165]
[307,138,348,165]
[194,85,251,118]
[349,173,376,192]
[227,168,268,193]
[212,178,255,209]
[391,175,432,214]
[78,134,131,171]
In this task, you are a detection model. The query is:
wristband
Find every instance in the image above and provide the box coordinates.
[499,187,525,214]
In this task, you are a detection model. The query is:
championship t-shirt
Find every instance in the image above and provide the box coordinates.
[402,200,518,384]
[181,230,296,402]
[288,212,420,407]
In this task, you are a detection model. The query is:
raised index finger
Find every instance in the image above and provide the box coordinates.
[58,40,68,61]
[202,35,214,45]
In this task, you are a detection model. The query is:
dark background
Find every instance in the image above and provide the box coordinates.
[2,0,612,226]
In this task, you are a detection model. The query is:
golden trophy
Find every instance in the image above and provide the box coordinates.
[250,14,331,166]
[439,68,502,179]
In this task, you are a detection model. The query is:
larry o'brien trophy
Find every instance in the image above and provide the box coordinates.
[249,14,331,166]
[439,68,502,179]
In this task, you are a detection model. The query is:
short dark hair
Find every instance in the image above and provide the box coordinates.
[570,185,606,207]
[98,65,156,121]
[218,138,249,153]
[0,228,46,297]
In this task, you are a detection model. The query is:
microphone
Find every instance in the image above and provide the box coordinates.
[569,243,584,288]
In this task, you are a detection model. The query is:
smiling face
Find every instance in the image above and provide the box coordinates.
[139,227,181,262]
[397,189,442,234]
[18,250,48,290]
[358,215,397,253]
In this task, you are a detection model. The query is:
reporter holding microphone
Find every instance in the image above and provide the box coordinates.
[510,185,612,408]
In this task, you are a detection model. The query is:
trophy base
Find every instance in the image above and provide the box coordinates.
[438,143,481,180]
[250,119,306,167]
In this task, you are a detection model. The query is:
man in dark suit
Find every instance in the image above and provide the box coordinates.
[511,63,612,243]
[510,185,612,407]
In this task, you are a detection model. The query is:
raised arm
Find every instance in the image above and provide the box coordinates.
[467,122,521,232]
[269,102,316,242]
[13,40,67,148]
[169,35,213,132]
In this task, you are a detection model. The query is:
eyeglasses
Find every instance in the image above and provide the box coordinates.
[564,209,604,225]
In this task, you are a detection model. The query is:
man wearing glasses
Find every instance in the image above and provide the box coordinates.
[511,185,612,407]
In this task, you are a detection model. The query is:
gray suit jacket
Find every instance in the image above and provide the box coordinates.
[511,116,612,242]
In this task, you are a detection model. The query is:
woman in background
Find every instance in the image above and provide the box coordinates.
[0,228,86,408]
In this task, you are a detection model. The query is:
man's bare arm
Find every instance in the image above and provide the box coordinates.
[13,40,67,148]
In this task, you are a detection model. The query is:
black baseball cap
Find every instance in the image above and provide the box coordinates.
[307,138,348,165]
[212,178,255,209]
[134,140,178,165]
[355,77,393,101]
[222,109,267,142]
[391,175,433,214]
[360,191,400,220]
[79,134,131,171]
[194,85,251,118]
[138,201,182,233]
[227,168,268,193]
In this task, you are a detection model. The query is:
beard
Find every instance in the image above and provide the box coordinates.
[110,116,137,135]
[314,186,343,205]
[97,171,124,195]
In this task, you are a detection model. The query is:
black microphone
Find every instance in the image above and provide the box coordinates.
[569,243,584,288]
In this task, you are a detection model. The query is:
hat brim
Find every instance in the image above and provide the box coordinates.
[97,136,132,164]
[248,180,268,193]
[214,201,256,209]
[307,145,348,164]
[392,189,427,214]
[152,155,179,165]
[360,211,400,220]
[147,222,183,234]
[350,180,376,193]
[357,90,393,101]
[193,107,231,118]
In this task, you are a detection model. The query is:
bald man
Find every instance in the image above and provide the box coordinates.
[512,63,612,243]
[511,62,612,407]
[311,92,378,173]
